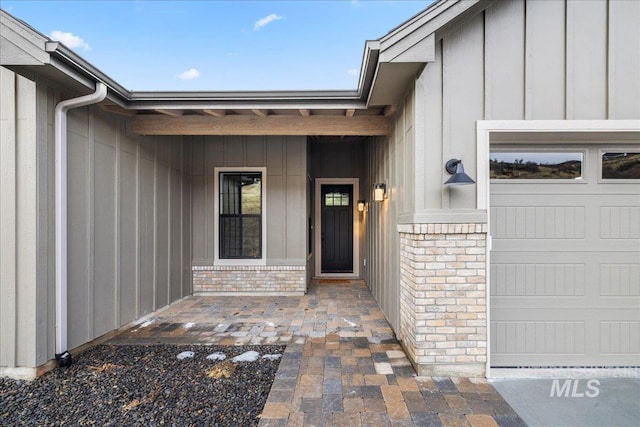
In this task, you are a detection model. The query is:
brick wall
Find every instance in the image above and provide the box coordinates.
[193,265,306,295]
[398,223,487,377]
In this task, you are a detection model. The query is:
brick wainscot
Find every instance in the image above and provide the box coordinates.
[398,223,488,377]
[193,265,306,295]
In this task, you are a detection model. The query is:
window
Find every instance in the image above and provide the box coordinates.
[602,152,640,179]
[324,192,350,206]
[490,152,583,180]
[219,171,263,259]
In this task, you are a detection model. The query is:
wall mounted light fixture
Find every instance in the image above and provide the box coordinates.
[444,159,475,185]
[373,183,386,201]
[357,200,366,212]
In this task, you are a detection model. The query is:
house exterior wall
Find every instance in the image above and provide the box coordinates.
[191,135,307,294]
[1,66,193,372]
[415,0,640,214]
[0,67,42,370]
[365,90,415,333]
[68,113,191,348]
[65,110,192,351]
[393,0,640,376]
[309,140,366,279]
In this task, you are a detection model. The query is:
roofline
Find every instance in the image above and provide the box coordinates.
[40,25,382,107]
[5,1,474,109]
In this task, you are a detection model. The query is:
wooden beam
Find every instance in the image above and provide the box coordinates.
[345,109,356,117]
[383,104,398,117]
[155,109,184,117]
[131,115,390,136]
[202,109,226,117]
[251,109,269,118]
[299,109,310,117]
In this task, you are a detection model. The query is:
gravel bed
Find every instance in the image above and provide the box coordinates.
[0,344,284,426]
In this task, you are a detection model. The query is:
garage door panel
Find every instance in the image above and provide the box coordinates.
[600,263,640,296]
[491,262,585,296]
[491,206,585,239]
[600,321,640,355]
[491,321,586,355]
[491,316,640,366]
[600,206,640,238]
[490,354,640,367]
[490,144,639,367]
[492,308,640,321]
[493,297,640,310]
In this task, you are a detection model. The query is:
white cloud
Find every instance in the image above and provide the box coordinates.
[347,68,359,77]
[178,68,200,80]
[50,30,91,51]
[254,13,284,31]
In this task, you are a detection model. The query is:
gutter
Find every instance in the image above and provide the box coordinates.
[55,82,107,367]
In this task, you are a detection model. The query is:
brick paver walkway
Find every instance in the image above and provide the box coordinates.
[111,280,525,427]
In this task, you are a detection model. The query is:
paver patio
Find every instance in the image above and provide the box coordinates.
[110,280,525,427]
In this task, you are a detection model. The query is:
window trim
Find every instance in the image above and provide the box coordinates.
[214,167,267,266]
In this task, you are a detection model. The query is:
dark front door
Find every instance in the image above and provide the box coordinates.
[321,184,353,273]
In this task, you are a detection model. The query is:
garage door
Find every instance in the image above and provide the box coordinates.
[490,145,640,367]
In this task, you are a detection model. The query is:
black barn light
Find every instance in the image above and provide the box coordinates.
[444,159,475,185]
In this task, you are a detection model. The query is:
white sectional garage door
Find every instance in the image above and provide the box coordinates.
[490,144,640,367]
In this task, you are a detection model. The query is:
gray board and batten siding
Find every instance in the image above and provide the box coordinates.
[190,135,307,267]
[66,113,192,351]
[364,89,416,333]
[1,68,42,368]
[0,66,193,368]
[410,0,640,215]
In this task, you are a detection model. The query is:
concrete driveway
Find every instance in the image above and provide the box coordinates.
[491,378,640,427]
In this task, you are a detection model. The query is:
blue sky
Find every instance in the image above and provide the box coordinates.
[2,0,431,91]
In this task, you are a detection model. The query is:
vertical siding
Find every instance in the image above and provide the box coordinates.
[566,0,607,119]
[416,43,444,211]
[443,12,484,209]
[609,0,640,119]
[191,135,307,265]
[484,0,525,120]
[415,0,640,213]
[525,0,566,119]
[0,67,39,368]
[365,91,415,332]
[63,108,192,351]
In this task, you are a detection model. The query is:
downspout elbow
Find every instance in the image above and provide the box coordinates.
[55,83,107,368]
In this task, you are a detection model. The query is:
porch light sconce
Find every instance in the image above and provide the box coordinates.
[444,159,475,185]
[373,183,387,202]
[357,200,366,212]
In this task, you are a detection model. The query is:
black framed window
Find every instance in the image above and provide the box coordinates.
[219,172,262,259]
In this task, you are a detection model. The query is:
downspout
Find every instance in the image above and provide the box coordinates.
[55,83,107,367]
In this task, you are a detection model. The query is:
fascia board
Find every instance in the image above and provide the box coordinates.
[356,40,380,97]
[0,10,50,65]
[125,100,369,111]
[46,42,131,97]
[379,0,480,63]
[380,33,435,64]
[128,90,361,101]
